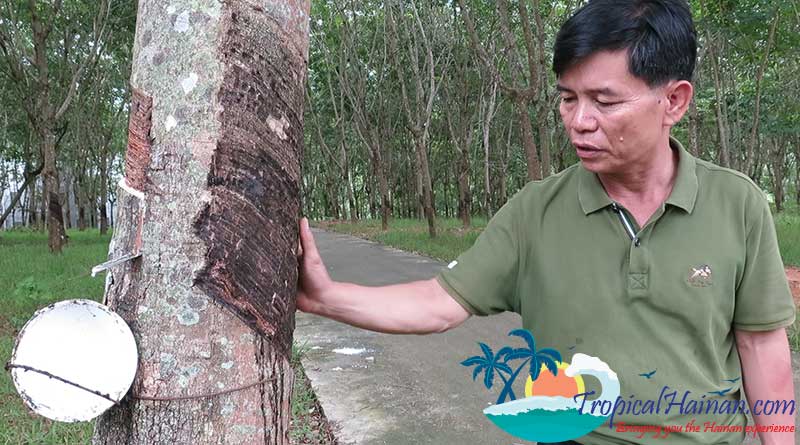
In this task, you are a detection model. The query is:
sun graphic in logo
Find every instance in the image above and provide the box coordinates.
[524,361,586,399]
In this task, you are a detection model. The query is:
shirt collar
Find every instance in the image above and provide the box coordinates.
[577,136,698,215]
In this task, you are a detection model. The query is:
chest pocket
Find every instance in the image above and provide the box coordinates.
[647,252,738,335]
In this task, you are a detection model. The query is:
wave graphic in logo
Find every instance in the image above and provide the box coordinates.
[483,354,619,442]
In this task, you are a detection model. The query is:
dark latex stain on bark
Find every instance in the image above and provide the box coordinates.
[125,88,153,192]
[193,3,304,354]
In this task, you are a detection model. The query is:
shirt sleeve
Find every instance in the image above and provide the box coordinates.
[733,190,796,331]
[435,190,522,316]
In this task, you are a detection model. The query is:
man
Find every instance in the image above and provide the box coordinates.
[297,1,796,444]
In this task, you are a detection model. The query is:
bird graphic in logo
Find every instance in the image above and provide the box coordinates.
[638,369,657,379]
[708,387,735,397]
[688,264,713,287]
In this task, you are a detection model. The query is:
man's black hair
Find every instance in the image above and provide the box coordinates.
[552,0,697,86]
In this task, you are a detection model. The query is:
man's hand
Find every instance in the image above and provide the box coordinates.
[294,217,470,334]
[296,217,334,315]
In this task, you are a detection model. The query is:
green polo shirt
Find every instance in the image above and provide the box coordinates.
[437,138,795,445]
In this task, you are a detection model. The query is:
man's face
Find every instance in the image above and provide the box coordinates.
[557,50,670,175]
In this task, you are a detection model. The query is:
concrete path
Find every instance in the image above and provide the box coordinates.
[294,229,525,445]
[295,228,799,445]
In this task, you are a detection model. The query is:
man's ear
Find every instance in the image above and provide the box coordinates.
[662,80,693,127]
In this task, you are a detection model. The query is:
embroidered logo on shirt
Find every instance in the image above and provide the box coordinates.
[687,264,713,287]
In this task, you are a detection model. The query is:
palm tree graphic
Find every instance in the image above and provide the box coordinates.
[462,329,562,405]
[460,342,516,402]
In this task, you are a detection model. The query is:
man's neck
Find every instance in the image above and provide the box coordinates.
[598,139,679,226]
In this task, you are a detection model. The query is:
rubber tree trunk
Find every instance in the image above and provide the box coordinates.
[92,1,310,443]
[75,178,87,231]
[39,169,48,232]
[28,181,37,227]
[42,132,67,249]
[368,140,391,231]
[415,138,436,238]
[99,145,109,235]
[457,143,471,229]
[516,97,542,181]
[63,172,72,230]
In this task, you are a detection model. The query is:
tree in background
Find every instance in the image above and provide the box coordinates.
[0,0,113,252]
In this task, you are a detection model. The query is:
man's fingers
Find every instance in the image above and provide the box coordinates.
[297,227,304,257]
[299,217,321,263]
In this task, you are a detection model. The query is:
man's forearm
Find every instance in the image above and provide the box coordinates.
[736,329,796,445]
[311,278,469,335]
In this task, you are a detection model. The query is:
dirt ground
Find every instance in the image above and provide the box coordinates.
[787,266,800,307]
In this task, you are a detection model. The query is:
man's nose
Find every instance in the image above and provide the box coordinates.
[571,101,598,133]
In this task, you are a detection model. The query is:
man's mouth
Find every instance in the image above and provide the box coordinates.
[573,142,604,158]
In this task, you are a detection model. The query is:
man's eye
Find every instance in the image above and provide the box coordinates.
[596,99,619,107]
[561,96,576,103]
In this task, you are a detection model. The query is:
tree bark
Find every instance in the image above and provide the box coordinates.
[42,131,67,249]
[74,177,87,231]
[28,181,37,227]
[499,119,512,206]
[538,112,551,178]
[517,98,541,181]
[768,138,786,213]
[367,136,391,230]
[342,143,357,223]
[92,1,309,443]
[62,170,72,230]
[481,80,498,218]
[99,144,109,235]
[39,172,47,232]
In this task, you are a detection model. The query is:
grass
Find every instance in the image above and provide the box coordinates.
[0,228,109,444]
[789,313,800,353]
[0,228,333,444]
[774,210,800,268]
[289,342,337,444]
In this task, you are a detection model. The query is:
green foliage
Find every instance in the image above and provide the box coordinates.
[289,340,336,443]
[774,208,800,267]
[0,229,110,444]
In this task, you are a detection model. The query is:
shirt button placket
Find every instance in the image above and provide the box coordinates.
[628,232,651,298]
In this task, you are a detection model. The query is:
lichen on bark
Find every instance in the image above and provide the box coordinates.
[92,0,309,443]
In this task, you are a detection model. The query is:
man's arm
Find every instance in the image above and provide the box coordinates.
[296,218,471,334]
[735,328,796,445]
